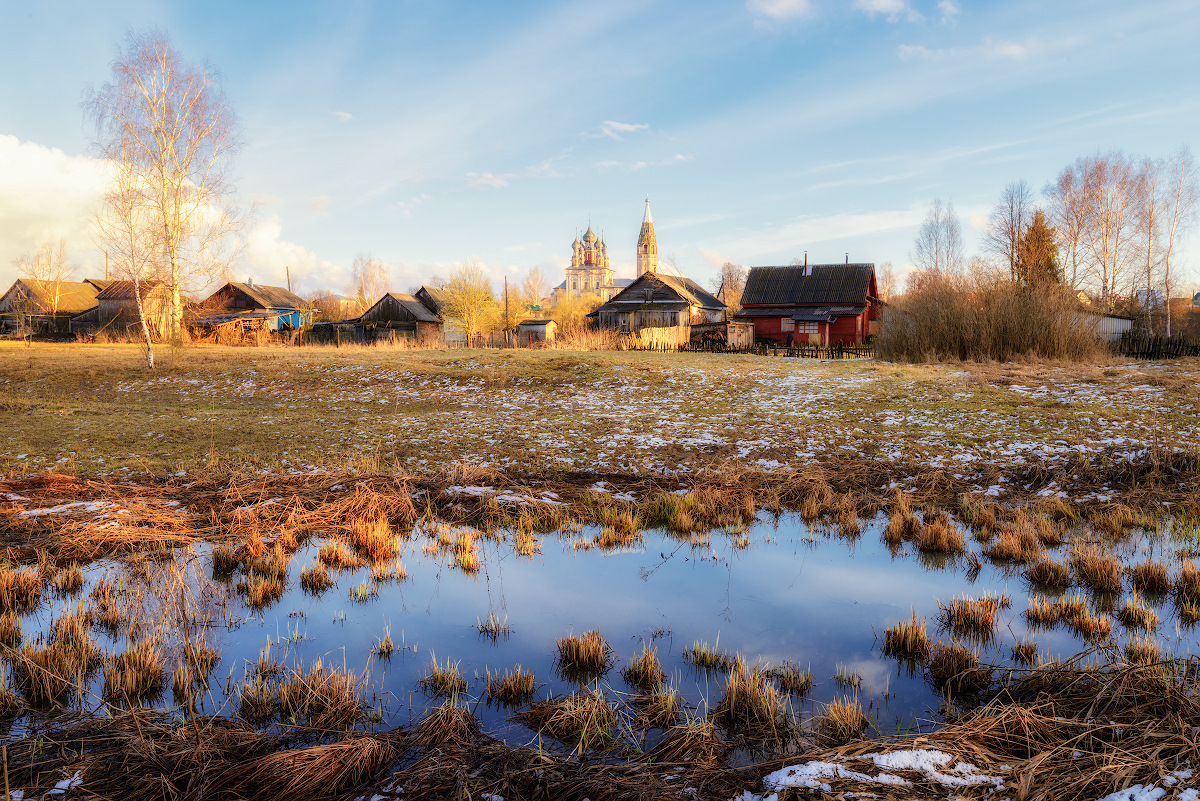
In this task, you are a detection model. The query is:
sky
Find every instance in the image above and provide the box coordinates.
[1,0,1199,299]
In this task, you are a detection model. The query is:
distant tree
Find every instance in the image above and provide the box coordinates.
[442,261,499,346]
[13,238,76,316]
[911,199,965,275]
[1161,146,1198,336]
[876,261,894,302]
[710,261,747,317]
[307,289,348,322]
[1016,210,1061,285]
[350,252,389,314]
[522,266,549,309]
[1077,151,1139,311]
[983,181,1034,281]
[1045,165,1088,290]
[550,291,602,333]
[85,28,245,347]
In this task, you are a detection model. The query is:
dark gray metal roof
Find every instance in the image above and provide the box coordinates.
[223,282,308,311]
[740,264,875,307]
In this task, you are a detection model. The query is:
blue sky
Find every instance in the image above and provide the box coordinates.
[1,0,1198,297]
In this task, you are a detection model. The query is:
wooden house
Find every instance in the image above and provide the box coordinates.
[735,263,878,346]
[0,278,109,335]
[414,285,467,345]
[516,319,557,346]
[71,280,172,339]
[591,272,725,347]
[358,292,443,343]
[201,281,313,330]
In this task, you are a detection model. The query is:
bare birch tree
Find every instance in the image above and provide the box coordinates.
[94,146,158,367]
[1161,146,1198,336]
[1045,165,1088,291]
[982,180,1033,281]
[911,199,965,275]
[1078,151,1138,311]
[14,239,76,315]
[350,252,389,314]
[85,28,244,347]
[521,266,549,309]
[1135,156,1165,331]
[877,261,895,302]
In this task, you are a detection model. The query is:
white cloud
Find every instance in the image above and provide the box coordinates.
[746,0,815,21]
[243,215,342,294]
[898,36,1050,63]
[587,120,650,140]
[938,0,960,22]
[0,135,110,289]
[595,153,692,172]
[333,111,353,122]
[391,193,432,217]
[307,195,332,215]
[854,0,922,22]
[465,172,514,188]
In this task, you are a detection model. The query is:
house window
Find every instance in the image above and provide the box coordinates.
[781,318,794,332]
[572,280,578,291]
[797,322,817,333]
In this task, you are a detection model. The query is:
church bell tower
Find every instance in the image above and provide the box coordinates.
[636,198,658,277]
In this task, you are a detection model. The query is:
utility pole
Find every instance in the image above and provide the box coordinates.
[285,265,292,292]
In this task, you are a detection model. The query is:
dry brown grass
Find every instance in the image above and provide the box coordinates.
[1024,595,1064,628]
[299,564,334,595]
[914,514,966,553]
[347,514,400,563]
[682,638,734,673]
[1012,639,1038,664]
[419,654,467,697]
[0,564,42,614]
[485,665,537,706]
[452,529,480,572]
[277,658,366,730]
[883,610,931,659]
[103,640,166,704]
[1117,594,1159,632]
[1071,545,1124,595]
[633,687,682,728]
[417,700,479,747]
[317,541,362,570]
[13,617,99,708]
[1176,560,1200,605]
[928,640,989,694]
[0,611,21,648]
[713,659,786,735]
[769,662,815,695]
[814,697,869,745]
[937,593,1010,636]
[983,521,1042,564]
[1123,635,1164,665]
[1025,559,1071,590]
[647,718,728,763]
[1130,561,1171,595]
[621,642,666,693]
[237,573,284,611]
[518,690,616,745]
[555,630,612,677]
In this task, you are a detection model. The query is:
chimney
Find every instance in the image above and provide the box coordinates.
[804,251,810,277]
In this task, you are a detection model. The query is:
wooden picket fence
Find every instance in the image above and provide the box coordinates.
[1116,331,1200,359]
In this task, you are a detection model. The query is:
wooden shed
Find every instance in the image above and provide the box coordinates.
[516,319,557,346]
[358,292,444,344]
[72,280,172,339]
[735,263,878,347]
[591,273,726,347]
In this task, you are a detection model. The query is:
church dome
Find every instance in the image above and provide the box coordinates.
[583,226,596,244]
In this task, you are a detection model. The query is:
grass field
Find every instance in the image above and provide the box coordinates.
[3,342,1198,509]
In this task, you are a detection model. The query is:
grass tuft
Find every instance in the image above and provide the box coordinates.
[300,564,334,596]
[103,640,166,704]
[1130,561,1171,595]
[1071,546,1124,595]
[713,658,786,735]
[883,610,931,659]
[485,665,537,706]
[555,630,612,677]
[682,638,734,673]
[518,690,616,745]
[621,642,666,693]
[0,565,42,615]
[419,653,467,697]
[815,696,869,745]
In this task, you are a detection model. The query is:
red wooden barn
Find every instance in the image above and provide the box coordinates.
[735,263,879,346]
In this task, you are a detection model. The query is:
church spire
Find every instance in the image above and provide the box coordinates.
[637,198,658,276]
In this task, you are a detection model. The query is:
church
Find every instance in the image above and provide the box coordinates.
[550,211,644,306]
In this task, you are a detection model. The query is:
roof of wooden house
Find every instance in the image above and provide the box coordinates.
[740,264,875,307]
[416,286,447,315]
[593,272,726,314]
[220,281,308,310]
[361,293,441,324]
[0,278,110,315]
[96,280,167,301]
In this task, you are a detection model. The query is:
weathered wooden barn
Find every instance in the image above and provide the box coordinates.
[0,278,110,335]
[71,280,172,339]
[591,273,726,347]
[735,263,878,346]
[202,281,313,330]
[414,285,467,345]
[358,293,443,343]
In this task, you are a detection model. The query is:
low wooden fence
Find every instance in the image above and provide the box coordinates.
[623,340,874,359]
[1116,331,1200,359]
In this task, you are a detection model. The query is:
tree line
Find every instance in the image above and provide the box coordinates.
[909,148,1198,336]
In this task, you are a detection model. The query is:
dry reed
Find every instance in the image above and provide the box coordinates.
[1025,559,1071,590]
[103,640,166,704]
[1071,546,1123,595]
[1130,561,1171,595]
[518,690,616,745]
[555,630,612,675]
[815,697,869,745]
[277,658,366,729]
[683,638,734,672]
[713,659,786,735]
[621,642,666,692]
[484,665,537,706]
[0,564,42,615]
[883,610,931,659]
[419,654,467,697]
